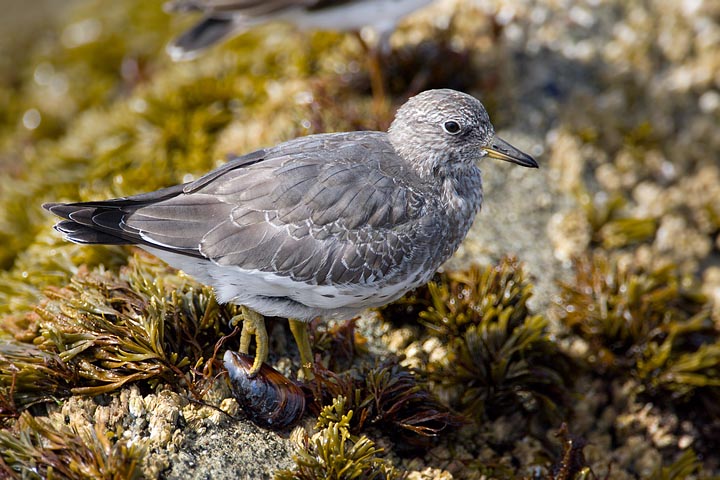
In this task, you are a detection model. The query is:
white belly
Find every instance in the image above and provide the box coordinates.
[143,246,425,321]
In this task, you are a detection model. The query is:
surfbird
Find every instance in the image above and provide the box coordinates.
[43,89,537,379]
[164,0,435,102]
[164,0,434,60]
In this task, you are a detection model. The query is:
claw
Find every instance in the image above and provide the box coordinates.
[231,307,314,381]
[234,306,268,377]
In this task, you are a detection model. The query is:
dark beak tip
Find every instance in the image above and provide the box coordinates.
[486,136,539,169]
[511,153,539,169]
[516,149,539,169]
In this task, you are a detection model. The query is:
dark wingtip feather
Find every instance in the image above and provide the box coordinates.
[44,204,100,225]
[54,221,131,245]
[44,203,81,220]
[43,202,74,217]
[167,16,237,61]
[45,202,132,245]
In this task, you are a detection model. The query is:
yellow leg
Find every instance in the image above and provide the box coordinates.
[288,318,314,381]
[353,32,389,117]
[234,305,268,377]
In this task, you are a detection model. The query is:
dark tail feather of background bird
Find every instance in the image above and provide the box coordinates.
[167,17,236,61]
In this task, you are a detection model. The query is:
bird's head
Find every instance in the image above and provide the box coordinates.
[388,89,537,177]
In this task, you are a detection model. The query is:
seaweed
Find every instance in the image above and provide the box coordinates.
[0,339,75,420]
[0,411,145,480]
[0,0,347,313]
[651,449,716,480]
[0,252,229,414]
[387,258,570,424]
[575,188,657,250]
[0,237,128,319]
[558,254,710,360]
[558,253,720,416]
[275,396,399,480]
[0,0,170,271]
[309,358,460,454]
[310,318,366,373]
[550,423,598,480]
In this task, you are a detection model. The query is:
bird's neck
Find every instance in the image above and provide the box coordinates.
[439,162,484,220]
[427,163,483,267]
[388,137,484,217]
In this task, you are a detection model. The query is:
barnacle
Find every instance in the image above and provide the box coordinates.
[397,258,569,422]
[0,411,145,480]
[275,396,399,480]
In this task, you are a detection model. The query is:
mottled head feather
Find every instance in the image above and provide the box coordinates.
[388,89,494,177]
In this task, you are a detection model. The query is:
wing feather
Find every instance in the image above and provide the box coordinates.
[47,132,433,286]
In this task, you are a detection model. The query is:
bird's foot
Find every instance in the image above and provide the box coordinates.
[352,31,389,118]
[232,306,268,377]
[288,318,315,382]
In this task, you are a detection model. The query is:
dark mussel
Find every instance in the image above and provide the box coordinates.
[224,350,306,430]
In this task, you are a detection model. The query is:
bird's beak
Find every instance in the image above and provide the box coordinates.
[482,135,538,168]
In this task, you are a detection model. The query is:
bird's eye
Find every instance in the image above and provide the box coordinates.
[442,121,462,135]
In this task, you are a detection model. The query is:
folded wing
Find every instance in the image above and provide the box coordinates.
[45,132,428,287]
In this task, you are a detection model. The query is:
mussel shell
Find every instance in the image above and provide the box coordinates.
[224,350,306,430]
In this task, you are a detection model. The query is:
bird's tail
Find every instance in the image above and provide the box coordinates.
[44,183,188,246]
[166,16,240,61]
[43,203,133,245]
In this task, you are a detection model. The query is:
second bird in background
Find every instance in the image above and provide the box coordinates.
[164,0,436,102]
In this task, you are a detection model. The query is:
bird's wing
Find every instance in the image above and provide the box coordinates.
[164,0,322,60]
[125,132,429,285]
[44,148,267,253]
[163,0,355,60]
[164,0,322,17]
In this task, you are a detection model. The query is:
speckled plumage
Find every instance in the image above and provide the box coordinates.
[44,89,537,322]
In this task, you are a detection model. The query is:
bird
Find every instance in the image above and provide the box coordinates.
[163,0,436,103]
[44,89,538,380]
[164,0,435,61]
